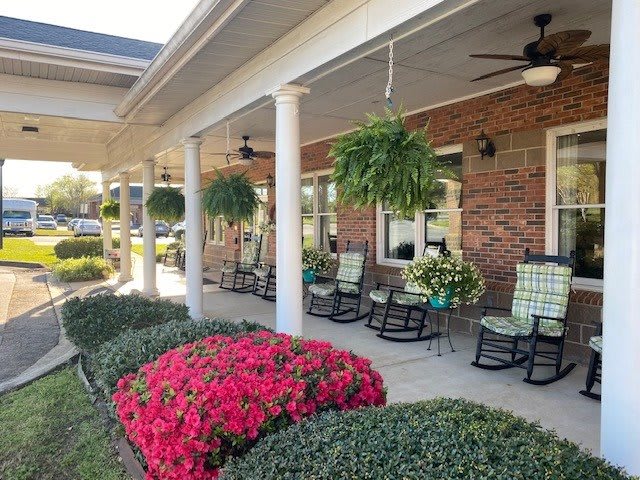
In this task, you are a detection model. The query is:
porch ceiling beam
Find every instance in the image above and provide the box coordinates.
[139,0,481,159]
[0,136,107,164]
[0,73,128,123]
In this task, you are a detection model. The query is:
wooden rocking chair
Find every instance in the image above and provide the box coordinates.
[220,234,263,292]
[579,323,602,400]
[471,248,577,385]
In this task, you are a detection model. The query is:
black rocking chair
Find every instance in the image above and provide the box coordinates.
[579,323,602,400]
[471,248,577,385]
[220,234,263,292]
[366,239,449,342]
[307,240,369,323]
[252,263,276,301]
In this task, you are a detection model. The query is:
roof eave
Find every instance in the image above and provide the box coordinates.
[114,0,248,120]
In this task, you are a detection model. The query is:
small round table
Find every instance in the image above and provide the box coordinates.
[425,305,455,356]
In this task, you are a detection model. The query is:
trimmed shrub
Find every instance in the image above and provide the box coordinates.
[52,257,114,282]
[54,236,121,259]
[62,293,189,351]
[114,332,386,479]
[222,398,630,480]
[91,318,271,398]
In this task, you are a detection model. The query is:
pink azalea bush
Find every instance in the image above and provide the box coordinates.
[113,331,386,479]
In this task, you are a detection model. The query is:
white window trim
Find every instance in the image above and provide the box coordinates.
[545,118,607,292]
[302,169,336,254]
[376,145,463,267]
[208,215,225,246]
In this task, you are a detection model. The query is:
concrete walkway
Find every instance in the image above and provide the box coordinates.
[0,267,60,382]
[113,263,601,456]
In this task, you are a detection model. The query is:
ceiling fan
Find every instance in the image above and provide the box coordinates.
[469,14,609,86]
[212,135,275,166]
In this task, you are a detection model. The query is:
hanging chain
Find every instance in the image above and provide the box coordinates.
[225,120,231,164]
[385,35,394,108]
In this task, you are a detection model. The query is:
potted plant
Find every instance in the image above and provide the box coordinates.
[402,255,485,309]
[202,171,260,225]
[330,108,450,218]
[302,247,334,283]
[145,186,185,223]
[99,199,120,220]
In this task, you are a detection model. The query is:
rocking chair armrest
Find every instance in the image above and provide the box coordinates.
[334,278,362,286]
[236,261,257,268]
[314,274,334,283]
[480,305,511,316]
[530,314,567,335]
[222,259,235,266]
[374,282,404,291]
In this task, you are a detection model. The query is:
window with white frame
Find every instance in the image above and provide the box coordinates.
[209,215,225,245]
[301,172,337,254]
[547,121,607,288]
[377,149,463,265]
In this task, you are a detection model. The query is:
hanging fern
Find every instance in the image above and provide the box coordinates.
[202,170,260,225]
[100,199,120,220]
[145,186,185,223]
[330,108,450,218]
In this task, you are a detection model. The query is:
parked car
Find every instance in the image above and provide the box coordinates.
[37,214,58,230]
[2,198,36,237]
[171,221,185,236]
[67,218,81,230]
[138,220,170,237]
[55,214,68,224]
[74,219,102,237]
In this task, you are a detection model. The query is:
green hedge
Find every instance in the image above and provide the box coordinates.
[91,318,271,398]
[54,237,120,259]
[62,293,189,351]
[222,398,630,480]
[52,257,115,282]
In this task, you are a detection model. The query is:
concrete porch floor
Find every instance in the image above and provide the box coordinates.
[115,263,601,455]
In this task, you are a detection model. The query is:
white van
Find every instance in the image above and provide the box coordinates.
[2,198,37,237]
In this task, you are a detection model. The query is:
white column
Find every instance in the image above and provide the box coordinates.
[183,138,203,319]
[142,160,159,296]
[601,0,640,475]
[118,172,133,282]
[101,181,113,254]
[270,84,309,335]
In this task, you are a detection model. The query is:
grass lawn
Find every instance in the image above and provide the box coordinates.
[36,229,73,237]
[0,368,128,480]
[131,243,167,262]
[0,238,57,267]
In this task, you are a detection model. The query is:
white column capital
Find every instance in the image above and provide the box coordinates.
[268,84,310,103]
[182,137,203,148]
[119,171,130,179]
[143,158,157,165]
[102,180,111,187]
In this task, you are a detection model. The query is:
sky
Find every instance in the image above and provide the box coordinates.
[0,0,199,196]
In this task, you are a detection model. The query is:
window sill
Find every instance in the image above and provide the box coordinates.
[571,282,603,293]
[377,259,411,268]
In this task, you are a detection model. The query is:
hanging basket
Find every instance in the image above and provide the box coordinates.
[202,170,260,225]
[330,108,449,218]
[100,199,120,220]
[145,186,185,223]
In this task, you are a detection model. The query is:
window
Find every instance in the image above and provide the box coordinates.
[209,215,225,246]
[242,186,270,259]
[547,121,607,289]
[377,148,463,265]
[301,172,337,254]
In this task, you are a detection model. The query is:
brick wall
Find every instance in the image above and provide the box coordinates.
[201,63,608,361]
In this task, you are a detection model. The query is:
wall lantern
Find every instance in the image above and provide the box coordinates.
[475,130,496,159]
[161,166,172,184]
[266,173,275,188]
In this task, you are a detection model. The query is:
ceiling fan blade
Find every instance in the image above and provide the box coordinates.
[555,62,574,83]
[469,54,530,61]
[252,151,276,159]
[209,151,240,156]
[562,44,610,63]
[537,30,591,56]
[471,64,530,82]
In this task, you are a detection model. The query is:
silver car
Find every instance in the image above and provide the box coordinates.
[37,215,58,230]
[74,219,102,237]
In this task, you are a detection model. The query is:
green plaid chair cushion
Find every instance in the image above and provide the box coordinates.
[481,316,565,338]
[221,263,237,274]
[369,289,389,304]
[335,252,365,293]
[237,264,256,273]
[511,263,571,322]
[254,266,271,279]
[308,283,336,297]
[369,282,423,306]
[241,238,261,265]
[589,335,602,355]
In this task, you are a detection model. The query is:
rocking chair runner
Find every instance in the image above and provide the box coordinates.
[471,248,577,385]
[579,323,602,400]
[307,240,369,323]
[252,263,276,301]
[220,234,263,292]
[366,239,449,342]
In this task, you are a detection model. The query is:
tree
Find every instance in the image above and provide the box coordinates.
[2,185,20,198]
[36,174,97,215]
